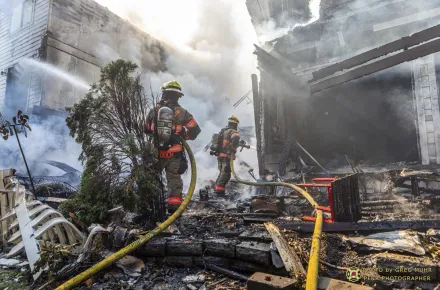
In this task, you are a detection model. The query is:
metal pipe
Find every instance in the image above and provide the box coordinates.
[296,142,328,175]
[13,126,37,196]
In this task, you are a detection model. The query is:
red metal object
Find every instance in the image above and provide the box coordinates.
[312,178,336,182]
[296,183,330,187]
[301,216,334,223]
[317,206,331,212]
[297,179,336,222]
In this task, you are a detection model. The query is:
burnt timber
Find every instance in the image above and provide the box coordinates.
[310,35,440,93]
[248,0,440,173]
[311,23,440,82]
[278,219,440,233]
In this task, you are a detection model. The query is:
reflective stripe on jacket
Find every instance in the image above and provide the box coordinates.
[217,128,240,159]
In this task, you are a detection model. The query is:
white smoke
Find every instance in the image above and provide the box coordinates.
[0,115,82,176]
[21,58,91,91]
[95,0,260,190]
[253,0,322,43]
[0,59,85,177]
[2,0,315,193]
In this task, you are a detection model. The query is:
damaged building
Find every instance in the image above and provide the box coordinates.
[0,0,166,117]
[247,0,440,176]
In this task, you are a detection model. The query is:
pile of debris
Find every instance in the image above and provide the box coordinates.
[4,166,440,289]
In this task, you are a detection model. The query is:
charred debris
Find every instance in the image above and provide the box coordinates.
[5,159,440,289]
[5,114,440,290]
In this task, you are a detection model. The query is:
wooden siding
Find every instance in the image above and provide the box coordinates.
[0,0,50,111]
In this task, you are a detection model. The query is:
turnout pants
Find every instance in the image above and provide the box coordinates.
[215,158,231,193]
[159,156,183,210]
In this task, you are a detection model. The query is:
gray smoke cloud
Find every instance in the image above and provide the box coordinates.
[0,0,266,193]
[0,114,83,177]
[253,0,322,43]
[0,57,88,176]
[93,0,263,191]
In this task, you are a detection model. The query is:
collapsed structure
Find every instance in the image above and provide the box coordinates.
[247,0,440,175]
[4,0,440,289]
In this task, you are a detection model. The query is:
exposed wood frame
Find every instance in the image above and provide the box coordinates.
[310,37,440,94]
[311,24,440,82]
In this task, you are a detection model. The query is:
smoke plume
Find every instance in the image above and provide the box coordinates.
[94,0,261,190]
[253,0,322,43]
[0,0,267,192]
[0,0,322,193]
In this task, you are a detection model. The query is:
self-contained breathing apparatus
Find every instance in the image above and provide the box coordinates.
[154,100,188,174]
[209,129,250,156]
[156,104,174,150]
[209,128,225,156]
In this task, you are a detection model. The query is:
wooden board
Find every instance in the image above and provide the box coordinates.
[310,37,440,93]
[311,24,440,81]
[0,169,13,247]
[264,222,306,279]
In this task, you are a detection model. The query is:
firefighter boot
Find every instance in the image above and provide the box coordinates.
[214,184,226,195]
[167,196,182,215]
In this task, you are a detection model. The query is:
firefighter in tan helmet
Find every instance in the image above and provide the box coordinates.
[211,115,241,194]
[145,81,201,214]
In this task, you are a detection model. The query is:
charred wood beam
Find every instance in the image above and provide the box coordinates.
[397,183,440,194]
[254,45,305,93]
[277,220,440,232]
[310,37,440,94]
[361,200,409,206]
[243,217,440,231]
[252,74,264,177]
[411,177,420,197]
[205,263,249,281]
[311,24,440,82]
[361,205,404,211]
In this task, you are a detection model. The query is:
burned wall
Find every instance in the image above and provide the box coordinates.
[48,0,166,70]
[307,64,418,166]
[39,0,167,110]
[254,0,440,172]
[258,65,418,171]
[273,0,440,72]
[41,45,100,109]
[0,0,50,114]
[246,0,311,27]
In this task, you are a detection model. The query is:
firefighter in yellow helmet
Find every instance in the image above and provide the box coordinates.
[213,115,240,194]
[145,81,201,214]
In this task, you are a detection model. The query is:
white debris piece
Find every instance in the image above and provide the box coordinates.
[182,274,205,283]
[14,185,42,280]
[115,255,145,277]
[0,258,22,267]
[344,230,426,256]
[0,176,83,281]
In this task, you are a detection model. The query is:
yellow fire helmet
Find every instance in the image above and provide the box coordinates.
[228,115,239,124]
[161,80,184,96]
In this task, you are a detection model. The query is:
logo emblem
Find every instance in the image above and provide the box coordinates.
[346,267,362,282]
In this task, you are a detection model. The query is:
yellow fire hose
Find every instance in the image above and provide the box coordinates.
[55,140,197,290]
[230,154,323,290]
